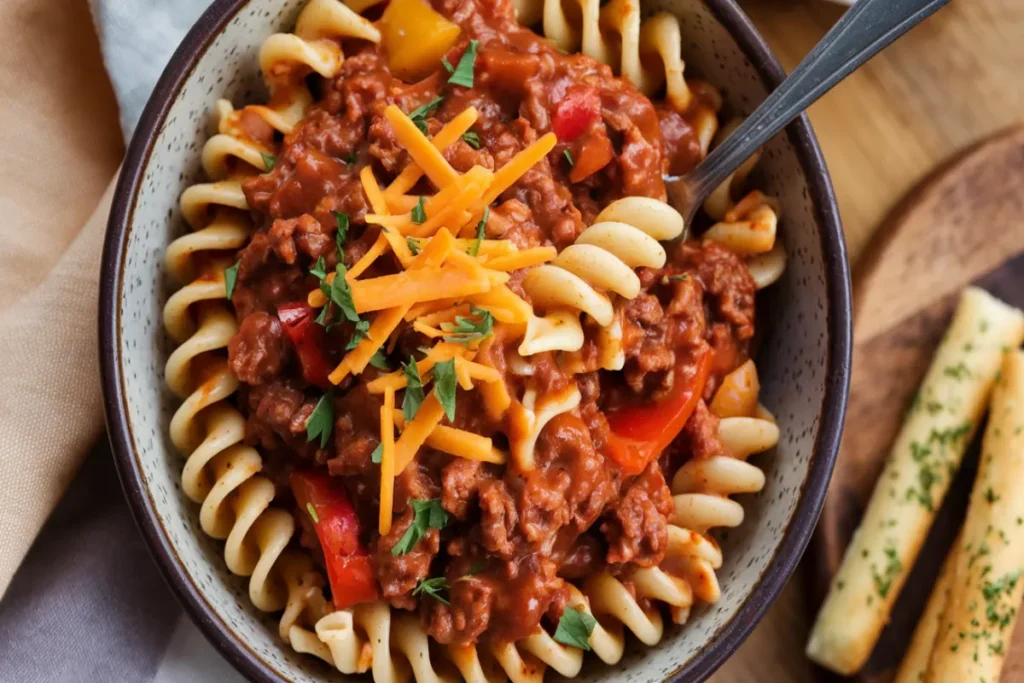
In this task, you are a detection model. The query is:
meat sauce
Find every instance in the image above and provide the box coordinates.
[226,0,756,647]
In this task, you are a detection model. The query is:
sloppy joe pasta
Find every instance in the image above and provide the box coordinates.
[163,0,785,679]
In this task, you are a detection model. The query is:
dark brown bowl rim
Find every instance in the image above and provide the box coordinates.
[99,0,852,680]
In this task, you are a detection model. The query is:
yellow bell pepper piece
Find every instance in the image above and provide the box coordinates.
[380,0,461,82]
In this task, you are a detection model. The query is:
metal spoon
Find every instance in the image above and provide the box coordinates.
[666,0,951,227]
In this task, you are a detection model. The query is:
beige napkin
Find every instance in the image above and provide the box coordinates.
[0,0,123,596]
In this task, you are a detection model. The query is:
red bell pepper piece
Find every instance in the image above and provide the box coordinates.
[291,470,379,610]
[551,85,601,142]
[602,349,713,475]
[278,302,332,389]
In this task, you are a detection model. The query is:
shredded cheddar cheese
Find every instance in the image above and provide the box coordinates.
[482,246,557,272]
[394,392,447,472]
[392,409,506,465]
[367,342,469,393]
[310,105,558,498]
[384,105,459,189]
[386,107,479,198]
[379,387,396,535]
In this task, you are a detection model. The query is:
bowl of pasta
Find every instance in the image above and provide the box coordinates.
[99,0,851,680]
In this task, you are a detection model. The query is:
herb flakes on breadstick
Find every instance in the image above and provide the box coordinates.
[923,350,1024,682]
[806,287,1024,675]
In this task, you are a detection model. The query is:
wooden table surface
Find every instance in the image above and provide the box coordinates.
[713,1,1024,681]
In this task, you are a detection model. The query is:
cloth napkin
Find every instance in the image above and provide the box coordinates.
[0,0,244,680]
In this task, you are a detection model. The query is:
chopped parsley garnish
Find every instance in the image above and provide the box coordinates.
[310,256,328,280]
[413,576,449,604]
[985,487,1000,503]
[553,607,596,650]
[411,196,427,224]
[344,151,358,165]
[462,131,481,149]
[371,442,383,464]
[345,319,371,350]
[442,306,494,344]
[406,237,422,255]
[333,211,349,251]
[392,498,449,556]
[983,571,1022,629]
[944,362,972,380]
[468,205,490,256]
[260,151,277,171]
[668,274,689,281]
[322,263,360,322]
[402,358,426,421]
[463,558,487,578]
[306,503,319,524]
[442,56,454,74]
[408,96,445,135]
[224,261,240,299]
[447,40,479,88]
[369,349,391,371]
[305,390,334,448]
[871,547,902,598]
[432,358,457,421]
[563,149,574,168]
[314,302,332,327]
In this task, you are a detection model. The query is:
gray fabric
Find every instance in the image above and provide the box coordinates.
[0,443,181,682]
[88,0,211,140]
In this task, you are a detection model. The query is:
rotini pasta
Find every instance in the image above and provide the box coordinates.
[162,0,788,680]
[519,197,684,361]
[164,0,380,661]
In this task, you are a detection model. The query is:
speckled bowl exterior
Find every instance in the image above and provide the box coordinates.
[99,0,851,680]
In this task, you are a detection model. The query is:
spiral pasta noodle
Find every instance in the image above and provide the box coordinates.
[519,197,685,363]
[163,0,381,667]
[700,120,787,290]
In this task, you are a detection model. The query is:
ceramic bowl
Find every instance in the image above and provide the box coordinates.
[99,0,852,680]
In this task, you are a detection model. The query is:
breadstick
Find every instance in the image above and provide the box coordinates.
[924,350,1024,682]
[893,536,958,683]
[806,287,1024,674]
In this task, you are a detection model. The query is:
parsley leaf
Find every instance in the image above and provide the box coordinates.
[408,96,445,135]
[345,319,371,350]
[447,40,479,88]
[260,151,276,171]
[468,206,489,257]
[371,442,383,464]
[224,261,240,299]
[333,211,349,252]
[391,499,449,556]
[563,149,574,168]
[432,358,457,421]
[442,306,494,344]
[322,263,360,322]
[668,274,689,281]
[462,131,481,149]
[406,237,422,255]
[344,151,358,165]
[305,390,334,448]
[310,256,328,281]
[306,503,319,524]
[402,358,426,421]
[314,303,332,327]
[461,558,487,579]
[411,196,427,224]
[442,57,454,74]
[413,576,450,605]
[553,607,596,650]
[369,349,391,371]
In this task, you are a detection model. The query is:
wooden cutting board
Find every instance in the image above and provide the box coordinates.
[807,125,1024,681]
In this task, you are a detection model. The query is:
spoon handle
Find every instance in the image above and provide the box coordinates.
[682,0,950,203]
